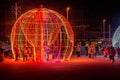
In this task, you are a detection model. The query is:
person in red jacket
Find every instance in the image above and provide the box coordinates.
[109,46,116,63]
[103,46,108,57]
[14,45,19,61]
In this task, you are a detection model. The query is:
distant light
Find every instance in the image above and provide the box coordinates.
[67,7,70,11]
[98,41,102,43]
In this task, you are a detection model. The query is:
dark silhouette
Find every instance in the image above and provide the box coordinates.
[14,45,19,61]
[108,46,116,63]
[116,47,120,58]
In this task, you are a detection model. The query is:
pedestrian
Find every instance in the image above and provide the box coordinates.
[90,44,95,59]
[103,46,108,58]
[116,46,120,58]
[0,46,4,62]
[88,44,95,59]
[88,44,92,58]
[14,45,19,61]
[109,46,116,63]
[23,46,28,61]
[85,44,88,56]
[76,43,80,57]
[95,45,99,57]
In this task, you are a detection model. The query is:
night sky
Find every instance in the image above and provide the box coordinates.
[0,0,120,40]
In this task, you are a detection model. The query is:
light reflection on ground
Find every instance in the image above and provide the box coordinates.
[1,55,120,64]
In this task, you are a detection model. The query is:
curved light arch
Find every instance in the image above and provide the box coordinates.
[112,26,120,47]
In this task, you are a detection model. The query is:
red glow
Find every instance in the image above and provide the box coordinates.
[11,7,74,62]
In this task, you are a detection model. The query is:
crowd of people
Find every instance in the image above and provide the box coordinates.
[0,41,120,63]
[74,41,120,63]
[0,44,32,62]
[13,45,32,61]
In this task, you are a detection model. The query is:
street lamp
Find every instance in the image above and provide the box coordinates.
[109,23,111,40]
[66,6,70,20]
[108,23,111,44]
[103,19,106,41]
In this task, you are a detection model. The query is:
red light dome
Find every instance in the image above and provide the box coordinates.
[11,6,74,62]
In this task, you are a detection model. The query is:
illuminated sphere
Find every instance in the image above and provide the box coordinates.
[112,26,120,47]
[11,6,74,62]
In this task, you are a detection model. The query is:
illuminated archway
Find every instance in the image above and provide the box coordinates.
[11,6,74,62]
[112,26,120,47]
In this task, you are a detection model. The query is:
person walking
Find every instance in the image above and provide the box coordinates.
[23,46,28,61]
[88,44,95,58]
[103,46,108,58]
[0,46,4,62]
[14,45,19,61]
[76,43,80,57]
[116,46,120,59]
[109,46,116,63]
[90,44,95,59]
[88,44,91,58]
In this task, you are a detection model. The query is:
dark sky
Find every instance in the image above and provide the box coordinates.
[0,0,120,36]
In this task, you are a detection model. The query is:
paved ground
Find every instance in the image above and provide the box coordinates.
[0,56,120,80]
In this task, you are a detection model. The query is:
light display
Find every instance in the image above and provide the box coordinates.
[112,26,120,48]
[11,6,74,62]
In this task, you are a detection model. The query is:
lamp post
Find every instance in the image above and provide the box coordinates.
[109,23,111,40]
[66,7,70,20]
[103,19,106,41]
[108,23,111,44]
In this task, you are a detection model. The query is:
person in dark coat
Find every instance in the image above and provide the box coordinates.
[116,47,120,58]
[76,44,80,57]
[0,46,4,62]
